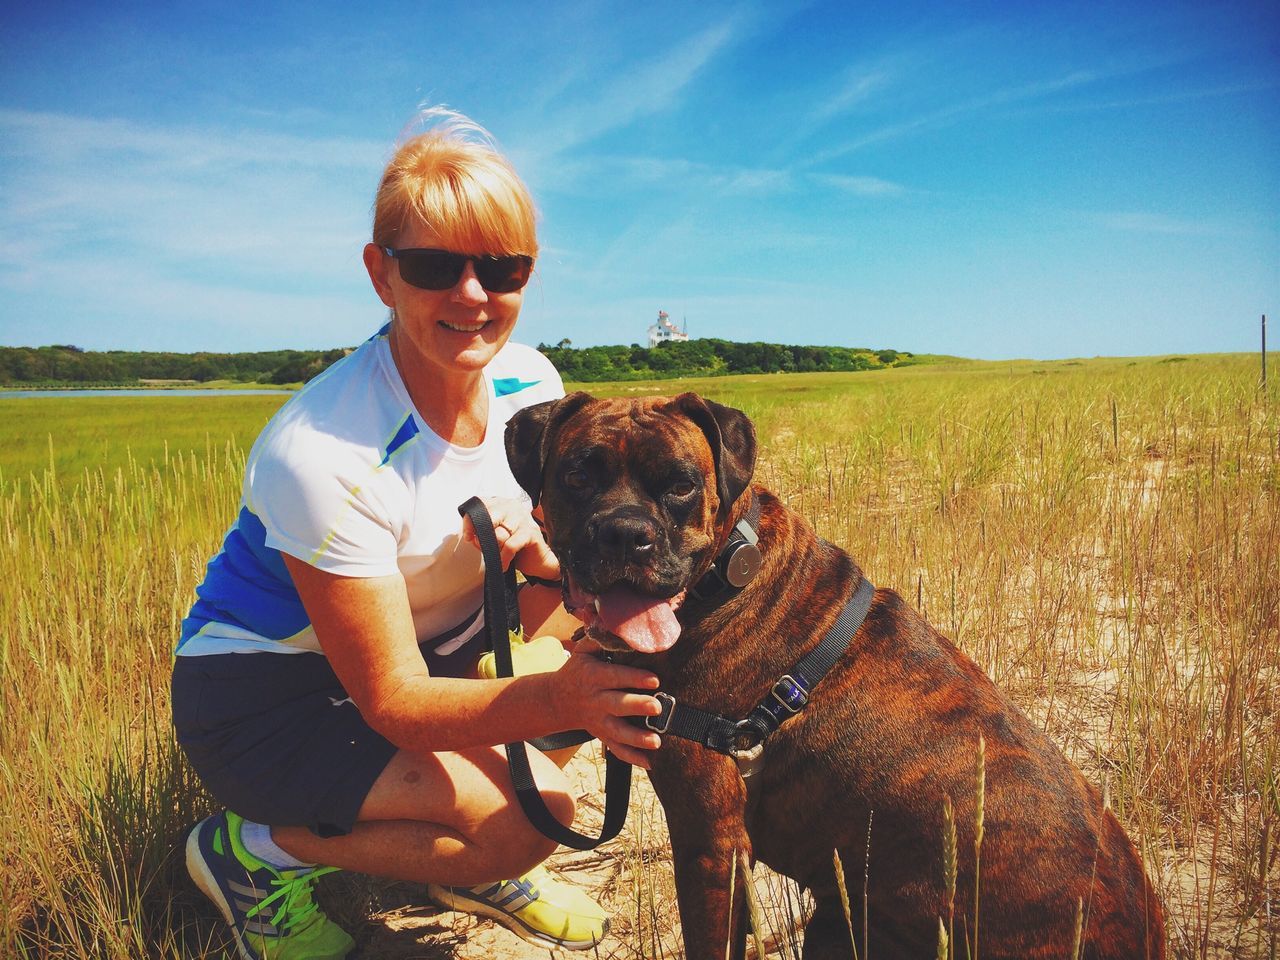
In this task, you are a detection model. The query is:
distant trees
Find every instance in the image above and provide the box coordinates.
[536,338,910,381]
[264,349,348,385]
[0,345,351,386]
[0,340,911,387]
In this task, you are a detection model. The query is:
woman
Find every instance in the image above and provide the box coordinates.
[172,109,663,959]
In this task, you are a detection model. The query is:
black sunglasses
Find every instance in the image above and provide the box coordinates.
[382,247,533,293]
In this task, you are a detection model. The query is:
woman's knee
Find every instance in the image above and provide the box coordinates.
[527,749,576,819]
[496,753,576,870]
[354,746,577,874]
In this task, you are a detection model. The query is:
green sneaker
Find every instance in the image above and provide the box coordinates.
[429,864,608,950]
[186,810,354,960]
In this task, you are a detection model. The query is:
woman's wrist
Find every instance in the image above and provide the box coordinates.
[535,668,570,733]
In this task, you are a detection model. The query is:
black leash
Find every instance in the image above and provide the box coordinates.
[458,497,632,851]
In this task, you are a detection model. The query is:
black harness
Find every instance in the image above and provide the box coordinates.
[640,575,875,777]
[459,494,875,849]
[636,492,875,775]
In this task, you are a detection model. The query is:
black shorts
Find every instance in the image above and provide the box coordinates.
[172,617,486,838]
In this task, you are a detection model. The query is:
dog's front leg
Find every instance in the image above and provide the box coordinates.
[649,745,752,960]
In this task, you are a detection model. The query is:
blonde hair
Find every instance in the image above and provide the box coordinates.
[372,107,538,257]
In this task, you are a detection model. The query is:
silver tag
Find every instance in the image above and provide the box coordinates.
[724,542,762,588]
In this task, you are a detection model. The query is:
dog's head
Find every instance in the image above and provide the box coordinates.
[506,392,756,654]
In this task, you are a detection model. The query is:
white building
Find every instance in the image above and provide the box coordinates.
[647,310,689,348]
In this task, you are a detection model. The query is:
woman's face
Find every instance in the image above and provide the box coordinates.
[363,218,526,379]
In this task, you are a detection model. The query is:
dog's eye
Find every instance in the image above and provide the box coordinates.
[668,480,696,498]
[564,469,591,490]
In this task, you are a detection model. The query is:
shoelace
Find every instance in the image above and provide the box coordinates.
[246,865,341,931]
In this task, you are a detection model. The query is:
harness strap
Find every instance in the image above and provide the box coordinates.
[642,576,876,772]
[459,496,632,851]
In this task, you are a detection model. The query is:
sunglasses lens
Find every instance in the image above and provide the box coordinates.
[473,255,533,293]
[398,251,466,290]
[391,249,532,293]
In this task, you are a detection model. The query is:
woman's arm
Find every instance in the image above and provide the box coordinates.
[281,554,663,767]
[519,583,581,642]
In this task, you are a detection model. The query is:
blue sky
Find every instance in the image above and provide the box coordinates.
[0,1,1276,360]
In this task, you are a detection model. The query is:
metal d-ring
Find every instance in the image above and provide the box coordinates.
[733,741,765,778]
[730,719,766,777]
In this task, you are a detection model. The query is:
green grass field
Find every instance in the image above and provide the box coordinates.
[2,354,1276,958]
[0,394,287,485]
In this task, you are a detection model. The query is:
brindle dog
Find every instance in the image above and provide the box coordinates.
[506,391,1165,960]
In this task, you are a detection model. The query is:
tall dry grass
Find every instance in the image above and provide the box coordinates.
[1,354,1276,958]
[705,355,1278,958]
[0,441,248,957]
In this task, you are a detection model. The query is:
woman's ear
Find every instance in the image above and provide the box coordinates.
[363,243,396,309]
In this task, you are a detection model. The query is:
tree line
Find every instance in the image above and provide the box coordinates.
[0,339,912,387]
[534,338,911,381]
[0,345,349,386]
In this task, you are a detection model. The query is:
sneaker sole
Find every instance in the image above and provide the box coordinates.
[185,823,257,960]
[428,883,608,951]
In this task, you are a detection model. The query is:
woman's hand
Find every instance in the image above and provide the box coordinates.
[548,636,664,768]
[461,497,560,580]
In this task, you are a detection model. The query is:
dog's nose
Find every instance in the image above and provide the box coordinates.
[597,514,658,562]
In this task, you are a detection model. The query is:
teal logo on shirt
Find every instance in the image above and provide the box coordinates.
[493,377,541,397]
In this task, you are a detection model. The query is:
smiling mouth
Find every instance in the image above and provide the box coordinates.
[440,319,488,333]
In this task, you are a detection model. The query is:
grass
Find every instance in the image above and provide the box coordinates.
[0,394,287,483]
[1,353,1276,957]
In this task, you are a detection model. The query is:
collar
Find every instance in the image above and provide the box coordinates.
[687,491,763,605]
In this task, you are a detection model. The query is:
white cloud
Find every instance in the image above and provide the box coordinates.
[1099,212,1225,236]
[811,173,906,197]
[807,69,892,128]
[0,253,373,351]
[806,69,1101,166]
[0,108,384,171]
[1029,79,1280,114]
[537,153,791,197]
[513,14,747,168]
[0,108,391,348]
[0,108,382,284]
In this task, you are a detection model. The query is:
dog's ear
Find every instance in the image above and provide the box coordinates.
[671,393,757,517]
[505,391,595,506]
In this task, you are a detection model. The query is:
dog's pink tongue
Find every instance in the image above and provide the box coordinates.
[596,586,681,653]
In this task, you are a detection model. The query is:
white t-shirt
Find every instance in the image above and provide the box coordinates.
[178,324,564,657]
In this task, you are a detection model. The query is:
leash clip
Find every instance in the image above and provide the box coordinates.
[645,692,677,734]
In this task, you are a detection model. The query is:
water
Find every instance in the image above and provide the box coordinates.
[0,388,294,398]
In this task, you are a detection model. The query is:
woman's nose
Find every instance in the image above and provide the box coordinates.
[451,261,487,304]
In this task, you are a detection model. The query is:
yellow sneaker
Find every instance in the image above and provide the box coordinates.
[428,864,607,950]
[476,633,569,679]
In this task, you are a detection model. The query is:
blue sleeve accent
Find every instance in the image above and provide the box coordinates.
[179,506,313,647]
[493,377,542,397]
[380,413,420,466]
